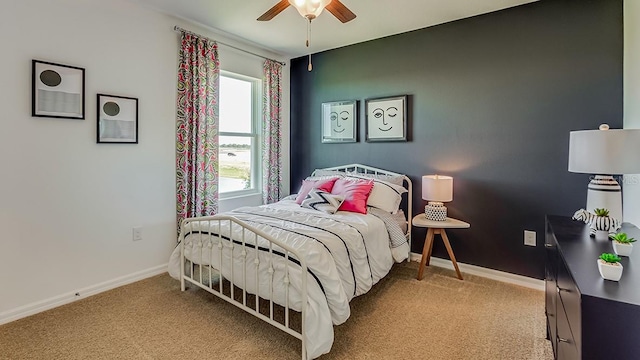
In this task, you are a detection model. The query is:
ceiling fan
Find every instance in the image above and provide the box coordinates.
[258,0,356,71]
[257,0,356,23]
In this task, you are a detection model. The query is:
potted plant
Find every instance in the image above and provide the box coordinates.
[597,253,623,281]
[610,232,636,257]
[593,208,616,240]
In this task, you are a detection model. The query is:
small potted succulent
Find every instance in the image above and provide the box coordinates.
[610,232,636,257]
[597,253,623,281]
[593,208,613,240]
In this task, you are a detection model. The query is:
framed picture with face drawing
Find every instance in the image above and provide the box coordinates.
[321,100,358,143]
[365,95,408,142]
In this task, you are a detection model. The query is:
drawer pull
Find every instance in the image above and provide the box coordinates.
[545,244,555,248]
[557,287,570,293]
[558,337,570,343]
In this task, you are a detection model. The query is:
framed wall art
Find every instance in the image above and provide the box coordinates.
[321,100,358,143]
[365,95,408,142]
[97,94,138,144]
[32,60,85,119]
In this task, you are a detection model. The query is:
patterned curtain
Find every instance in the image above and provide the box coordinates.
[176,31,220,232]
[262,59,283,204]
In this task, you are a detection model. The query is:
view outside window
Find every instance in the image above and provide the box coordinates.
[219,74,259,194]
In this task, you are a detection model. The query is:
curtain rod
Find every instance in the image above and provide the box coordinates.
[173,26,286,66]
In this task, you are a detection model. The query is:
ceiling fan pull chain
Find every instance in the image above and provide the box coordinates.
[306,17,310,47]
[307,17,312,71]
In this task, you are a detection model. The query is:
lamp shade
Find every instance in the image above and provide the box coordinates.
[422,175,453,202]
[568,127,640,174]
[289,0,332,19]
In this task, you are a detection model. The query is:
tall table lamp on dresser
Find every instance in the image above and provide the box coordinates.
[568,124,640,222]
[422,175,453,221]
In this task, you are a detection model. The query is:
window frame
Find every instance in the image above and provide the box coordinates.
[218,71,262,199]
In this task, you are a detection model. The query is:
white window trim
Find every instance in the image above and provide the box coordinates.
[219,71,263,200]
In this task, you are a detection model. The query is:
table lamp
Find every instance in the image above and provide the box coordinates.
[568,124,640,222]
[422,175,453,221]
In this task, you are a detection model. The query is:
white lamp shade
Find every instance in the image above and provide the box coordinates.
[422,175,453,202]
[289,0,332,18]
[568,128,640,174]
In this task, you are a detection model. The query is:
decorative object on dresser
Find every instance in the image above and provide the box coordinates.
[545,216,640,359]
[422,175,453,221]
[96,94,138,144]
[610,232,636,257]
[571,208,621,240]
[321,100,357,143]
[568,124,640,222]
[32,60,85,119]
[413,214,469,280]
[365,95,408,142]
[597,253,623,281]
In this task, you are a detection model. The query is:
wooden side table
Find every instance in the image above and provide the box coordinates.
[412,214,470,280]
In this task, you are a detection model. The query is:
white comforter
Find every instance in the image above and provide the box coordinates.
[168,200,400,359]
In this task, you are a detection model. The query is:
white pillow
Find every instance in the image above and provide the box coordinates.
[312,169,345,178]
[300,189,345,214]
[313,169,405,187]
[357,178,407,213]
[345,171,405,187]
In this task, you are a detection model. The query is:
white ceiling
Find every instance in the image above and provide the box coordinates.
[131,0,537,58]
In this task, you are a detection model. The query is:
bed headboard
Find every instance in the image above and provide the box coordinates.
[313,164,412,255]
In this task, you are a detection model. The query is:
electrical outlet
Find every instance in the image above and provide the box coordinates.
[133,227,143,241]
[524,230,536,246]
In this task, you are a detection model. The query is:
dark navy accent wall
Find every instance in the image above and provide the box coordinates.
[289,0,622,279]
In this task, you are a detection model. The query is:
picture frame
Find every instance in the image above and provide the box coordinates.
[321,100,358,143]
[365,95,408,142]
[32,60,85,119]
[97,94,138,144]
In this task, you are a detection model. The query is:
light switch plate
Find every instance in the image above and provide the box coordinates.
[524,230,536,246]
[133,227,143,241]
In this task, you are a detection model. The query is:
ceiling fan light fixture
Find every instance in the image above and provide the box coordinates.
[289,0,332,20]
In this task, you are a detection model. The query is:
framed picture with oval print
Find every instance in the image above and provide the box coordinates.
[32,60,85,119]
[365,95,408,142]
[97,94,138,144]
[321,100,358,143]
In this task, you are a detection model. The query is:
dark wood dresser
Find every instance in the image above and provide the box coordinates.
[545,215,640,359]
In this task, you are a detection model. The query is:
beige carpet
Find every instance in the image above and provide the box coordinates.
[0,262,552,360]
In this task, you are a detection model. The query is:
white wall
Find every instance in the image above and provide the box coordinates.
[624,0,640,226]
[0,0,289,321]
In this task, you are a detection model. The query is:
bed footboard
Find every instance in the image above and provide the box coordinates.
[179,215,308,360]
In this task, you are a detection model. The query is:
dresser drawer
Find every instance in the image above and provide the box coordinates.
[557,258,581,348]
[545,278,557,353]
[557,300,579,360]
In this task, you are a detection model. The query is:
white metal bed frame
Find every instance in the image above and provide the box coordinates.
[178,164,412,360]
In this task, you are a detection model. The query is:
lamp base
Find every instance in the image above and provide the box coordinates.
[425,202,447,221]
[587,175,622,221]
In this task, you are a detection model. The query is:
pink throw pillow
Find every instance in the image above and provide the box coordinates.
[295,177,339,204]
[331,178,374,214]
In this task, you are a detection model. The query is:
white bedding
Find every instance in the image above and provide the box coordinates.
[168,199,405,359]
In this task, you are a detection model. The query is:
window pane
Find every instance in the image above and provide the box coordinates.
[219,136,253,193]
[220,76,252,133]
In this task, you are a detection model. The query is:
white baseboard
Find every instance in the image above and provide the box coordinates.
[1,257,543,326]
[409,252,544,291]
[0,263,168,326]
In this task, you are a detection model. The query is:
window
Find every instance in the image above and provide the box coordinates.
[219,72,262,197]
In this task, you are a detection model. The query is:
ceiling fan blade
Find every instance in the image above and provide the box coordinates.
[257,0,290,21]
[325,0,356,23]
